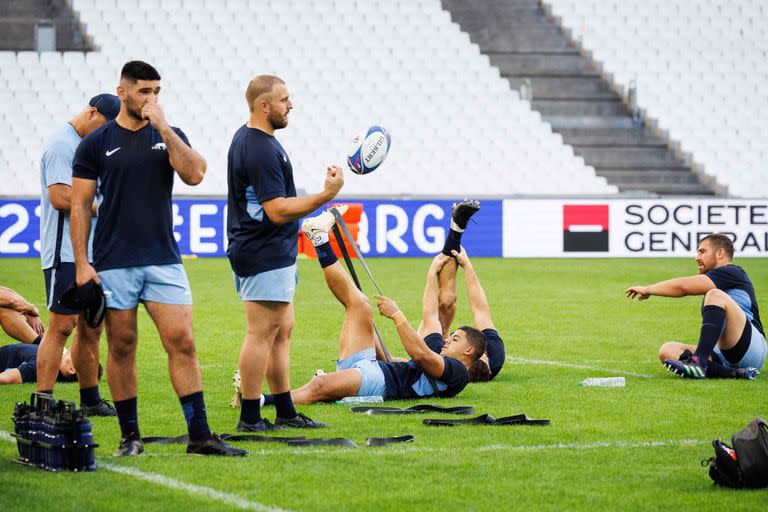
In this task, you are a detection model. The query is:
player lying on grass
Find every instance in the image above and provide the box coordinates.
[0,342,102,385]
[264,207,485,404]
[626,233,765,379]
[0,286,45,345]
[420,199,505,382]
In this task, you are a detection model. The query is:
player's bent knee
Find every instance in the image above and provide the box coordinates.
[658,342,682,362]
[703,288,728,306]
[439,291,457,310]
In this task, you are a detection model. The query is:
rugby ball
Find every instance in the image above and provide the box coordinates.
[346,125,391,175]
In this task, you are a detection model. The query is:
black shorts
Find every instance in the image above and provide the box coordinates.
[43,263,80,315]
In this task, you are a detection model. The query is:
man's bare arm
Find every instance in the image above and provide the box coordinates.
[625,274,715,301]
[0,369,22,385]
[375,294,445,378]
[261,166,344,225]
[452,249,494,331]
[71,177,99,285]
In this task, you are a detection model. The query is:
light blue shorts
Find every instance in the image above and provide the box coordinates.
[99,264,192,310]
[233,263,298,303]
[336,348,386,398]
[713,322,768,370]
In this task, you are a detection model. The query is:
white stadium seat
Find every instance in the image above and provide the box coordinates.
[1,0,616,196]
[545,0,768,197]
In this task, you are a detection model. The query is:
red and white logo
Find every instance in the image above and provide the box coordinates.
[563,205,609,252]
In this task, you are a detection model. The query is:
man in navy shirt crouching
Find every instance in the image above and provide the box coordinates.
[71,61,245,457]
[263,208,484,404]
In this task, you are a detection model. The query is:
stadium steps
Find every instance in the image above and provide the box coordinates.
[441,0,717,196]
[0,0,92,51]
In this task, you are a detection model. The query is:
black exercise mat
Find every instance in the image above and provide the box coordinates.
[350,404,475,415]
[423,413,550,427]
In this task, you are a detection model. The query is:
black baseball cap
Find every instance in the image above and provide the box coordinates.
[89,93,121,121]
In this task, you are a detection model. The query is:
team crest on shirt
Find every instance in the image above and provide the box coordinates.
[152,142,167,151]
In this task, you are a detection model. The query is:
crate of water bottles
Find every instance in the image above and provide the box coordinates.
[11,392,97,472]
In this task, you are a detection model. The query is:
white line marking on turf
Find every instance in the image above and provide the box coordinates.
[99,462,289,512]
[0,431,290,512]
[507,356,653,378]
[475,439,706,452]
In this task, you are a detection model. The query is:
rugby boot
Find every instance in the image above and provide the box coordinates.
[663,354,707,378]
[302,204,349,244]
[81,399,117,417]
[275,412,327,429]
[113,434,144,456]
[187,433,248,456]
[451,199,480,229]
[236,418,278,432]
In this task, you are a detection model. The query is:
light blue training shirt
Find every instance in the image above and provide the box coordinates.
[39,123,94,269]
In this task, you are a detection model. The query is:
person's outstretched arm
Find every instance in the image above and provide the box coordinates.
[375,294,445,379]
[625,275,715,301]
[452,248,494,331]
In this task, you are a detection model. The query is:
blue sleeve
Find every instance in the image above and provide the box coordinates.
[173,127,191,147]
[72,135,99,181]
[246,143,286,203]
[42,139,75,187]
[439,356,468,391]
[17,362,36,383]
[424,333,444,354]
[706,266,742,291]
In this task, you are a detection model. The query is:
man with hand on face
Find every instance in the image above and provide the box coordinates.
[71,61,246,457]
[227,75,343,431]
[626,233,765,379]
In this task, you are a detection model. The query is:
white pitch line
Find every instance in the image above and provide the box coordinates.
[0,431,290,512]
[507,356,653,378]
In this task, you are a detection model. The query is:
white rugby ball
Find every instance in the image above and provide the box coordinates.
[346,125,391,175]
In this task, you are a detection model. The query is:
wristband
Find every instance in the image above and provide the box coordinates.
[390,310,404,321]
[394,317,408,327]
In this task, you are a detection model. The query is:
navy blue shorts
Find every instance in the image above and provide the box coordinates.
[43,263,80,315]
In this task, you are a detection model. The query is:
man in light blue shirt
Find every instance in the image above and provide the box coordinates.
[37,94,120,416]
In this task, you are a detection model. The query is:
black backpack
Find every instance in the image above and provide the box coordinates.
[706,417,768,489]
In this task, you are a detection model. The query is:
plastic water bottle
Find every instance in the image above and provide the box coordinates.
[579,377,625,388]
[335,395,384,405]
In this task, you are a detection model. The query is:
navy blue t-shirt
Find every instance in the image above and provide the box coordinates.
[706,264,763,336]
[379,333,468,399]
[226,125,298,276]
[483,329,506,379]
[0,343,38,383]
[72,121,187,271]
[424,329,505,380]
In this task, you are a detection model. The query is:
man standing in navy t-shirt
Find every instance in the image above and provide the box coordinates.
[626,233,766,379]
[227,75,342,431]
[71,61,245,457]
[263,214,484,404]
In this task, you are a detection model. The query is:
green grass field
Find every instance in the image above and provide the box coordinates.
[0,257,766,511]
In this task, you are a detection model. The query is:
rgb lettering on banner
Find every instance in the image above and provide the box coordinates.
[0,199,502,258]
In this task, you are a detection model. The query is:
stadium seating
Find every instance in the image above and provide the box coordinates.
[545,0,768,197]
[0,0,616,196]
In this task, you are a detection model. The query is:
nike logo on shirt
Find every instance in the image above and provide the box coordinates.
[106,147,121,156]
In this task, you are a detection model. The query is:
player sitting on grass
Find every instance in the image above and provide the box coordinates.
[0,343,102,385]
[625,233,764,379]
[265,207,484,404]
[0,286,44,345]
